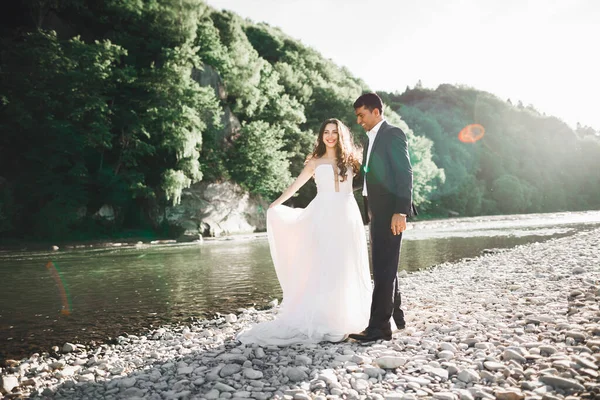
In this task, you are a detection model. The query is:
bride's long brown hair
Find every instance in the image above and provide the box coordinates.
[310,118,362,182]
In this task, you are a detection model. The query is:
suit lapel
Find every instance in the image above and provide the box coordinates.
[367,121,388,169]
[362,137,369,170]
[362,120,388,185]
[371,121,388,158]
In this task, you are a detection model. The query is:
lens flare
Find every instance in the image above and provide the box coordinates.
[458,124,485,143]
[45,261,72,315]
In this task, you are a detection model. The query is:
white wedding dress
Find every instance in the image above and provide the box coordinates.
[237,163,372,345]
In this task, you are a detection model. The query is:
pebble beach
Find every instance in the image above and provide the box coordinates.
[1,228,599,400]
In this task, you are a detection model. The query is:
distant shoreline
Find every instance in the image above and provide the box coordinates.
[0,210,600,251]
[2,209,600,253]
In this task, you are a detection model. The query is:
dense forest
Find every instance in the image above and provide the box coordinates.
[0,0,598,241]
[380,87,600,216]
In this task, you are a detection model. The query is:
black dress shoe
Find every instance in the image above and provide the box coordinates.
[394,320,406,331]
[348,328,392,342]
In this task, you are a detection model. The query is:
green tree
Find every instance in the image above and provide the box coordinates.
[244,24,285,63]
[226,121,292,198]
[491,175,526,214]
[59,0,221,213]
[0,31,124,237]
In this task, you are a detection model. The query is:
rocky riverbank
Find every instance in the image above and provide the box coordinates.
[2,228,599,399]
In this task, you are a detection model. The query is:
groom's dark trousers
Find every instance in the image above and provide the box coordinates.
[366,200,404,331]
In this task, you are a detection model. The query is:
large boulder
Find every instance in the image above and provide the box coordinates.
[94,204,115,221]
[166,181,267,238]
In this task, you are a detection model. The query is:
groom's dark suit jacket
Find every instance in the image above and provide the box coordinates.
[354,121,417,224]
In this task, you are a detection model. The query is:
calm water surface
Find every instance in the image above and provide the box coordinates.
[1,210,600,360]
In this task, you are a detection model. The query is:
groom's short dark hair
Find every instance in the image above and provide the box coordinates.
[354,92,383,114]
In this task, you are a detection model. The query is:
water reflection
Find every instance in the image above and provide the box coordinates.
[1,210,600,360]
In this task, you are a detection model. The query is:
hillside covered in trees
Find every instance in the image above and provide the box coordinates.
[380,86,600,216]
[0,0,598,241]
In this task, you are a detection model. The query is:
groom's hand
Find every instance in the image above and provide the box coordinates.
[391,213,407,235]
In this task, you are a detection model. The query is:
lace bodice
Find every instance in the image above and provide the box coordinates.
[314,163,354,194]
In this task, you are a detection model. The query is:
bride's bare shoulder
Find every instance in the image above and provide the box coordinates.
[304,155,319,170]
[306,154,326,165]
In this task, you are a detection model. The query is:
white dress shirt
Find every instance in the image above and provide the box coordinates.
[362,119,385,196]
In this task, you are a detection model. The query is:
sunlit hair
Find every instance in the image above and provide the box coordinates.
[310,118,362,182]
[353,92,383,114]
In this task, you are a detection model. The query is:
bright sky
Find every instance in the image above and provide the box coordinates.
[205,0,600,130]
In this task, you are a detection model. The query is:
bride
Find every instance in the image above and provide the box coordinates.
[237,118,372,345]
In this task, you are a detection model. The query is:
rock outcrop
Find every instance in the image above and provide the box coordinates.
[166,181,267,238]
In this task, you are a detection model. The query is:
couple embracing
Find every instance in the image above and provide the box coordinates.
[238,93,416,345]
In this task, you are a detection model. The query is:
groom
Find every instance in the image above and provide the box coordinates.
[349,92,416,342]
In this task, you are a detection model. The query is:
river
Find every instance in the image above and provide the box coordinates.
[1,210,600,361]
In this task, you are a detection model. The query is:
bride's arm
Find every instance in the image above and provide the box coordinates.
[270,159,316,208]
